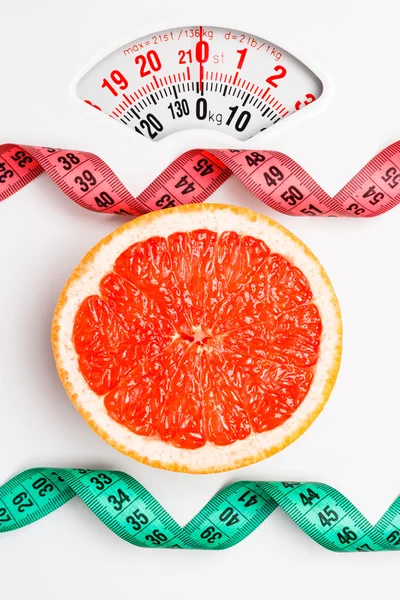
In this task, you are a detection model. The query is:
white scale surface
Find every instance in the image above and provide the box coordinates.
[1,1,399,598]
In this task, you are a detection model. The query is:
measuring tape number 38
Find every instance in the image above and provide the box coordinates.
[1,142,400,218]
[3,25,400,553]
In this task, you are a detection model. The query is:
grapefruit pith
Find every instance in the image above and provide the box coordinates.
[53,204,342,473]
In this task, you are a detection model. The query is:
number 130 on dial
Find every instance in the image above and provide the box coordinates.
[78,26,323,141]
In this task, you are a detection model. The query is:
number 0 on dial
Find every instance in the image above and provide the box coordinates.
[77,26,323,141]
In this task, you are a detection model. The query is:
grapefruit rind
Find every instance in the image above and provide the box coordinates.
[52,204,342,473]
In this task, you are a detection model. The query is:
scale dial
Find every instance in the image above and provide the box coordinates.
[77,26,323,141]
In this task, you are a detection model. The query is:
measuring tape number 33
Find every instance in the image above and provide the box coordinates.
[3,25,400,553]
[1,468,400,551]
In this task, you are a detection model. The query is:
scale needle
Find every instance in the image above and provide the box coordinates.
[199,25,204,94]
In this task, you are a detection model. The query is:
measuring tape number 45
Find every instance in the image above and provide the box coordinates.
[2,141,400,551]
[2,140,400,552]
[1,142,400,217]
[3,24,400,554]
[1,467,400,551]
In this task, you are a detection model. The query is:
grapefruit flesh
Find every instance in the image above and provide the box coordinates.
[53,205,342,473]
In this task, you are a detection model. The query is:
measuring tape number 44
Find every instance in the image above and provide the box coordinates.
[1,467,400,551]
[3,25,400,552]
[2,141,400,550]
[2,140,400,552]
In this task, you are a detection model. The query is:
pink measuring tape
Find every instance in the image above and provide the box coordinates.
[1,142,400,217]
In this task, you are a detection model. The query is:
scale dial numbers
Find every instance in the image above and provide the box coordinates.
[77,26,323,141]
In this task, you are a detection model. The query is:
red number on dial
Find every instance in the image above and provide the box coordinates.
[236,48,247,70]
[135,51,162,77]
[295,93,316,111]
[266,65,287,88]
[101,71,128,96]
[84,100,102,111]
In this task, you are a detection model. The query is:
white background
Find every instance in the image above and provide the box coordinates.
[0,0,399,597]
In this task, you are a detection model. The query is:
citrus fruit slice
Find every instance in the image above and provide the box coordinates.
[53,204,342,473]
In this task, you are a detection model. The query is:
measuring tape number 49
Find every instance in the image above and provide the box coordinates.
[2,141,400,551]
[2,26,400,552]
[2,143,400,552]
[1,142,400,217]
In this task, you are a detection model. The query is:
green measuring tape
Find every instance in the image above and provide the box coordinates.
[1,468,400,551]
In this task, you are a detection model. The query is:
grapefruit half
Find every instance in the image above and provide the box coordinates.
[53,204,342,473]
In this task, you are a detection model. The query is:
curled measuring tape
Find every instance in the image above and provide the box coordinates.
[1,142,400,216]
[1,468,400,551]
[2,144,400,553]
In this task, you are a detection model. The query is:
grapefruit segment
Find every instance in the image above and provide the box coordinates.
[99,272,175,340]
[243,363,315,432]
[202,347,252,446]
[77,351,126,396]
[222,319,278,359]
[186,229,218,328]
[269,304,322,367]
[265,253,313,311]
[104,339,189,437]
[73,296,127,355]
[158,344,206,449]
[53,204,342,473]
[114,236,191,335]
